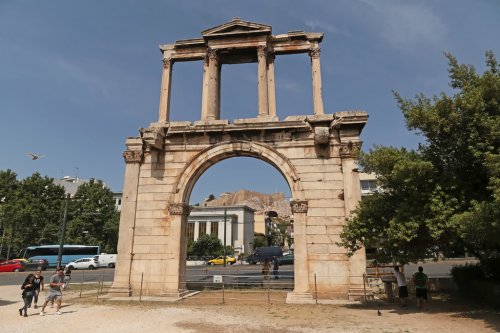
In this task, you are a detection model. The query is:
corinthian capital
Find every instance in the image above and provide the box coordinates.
[162,58,172,70]
[309,47,321,59]
[123,150,143,164]
[290,200,308,214]
[339,141,362,159]
[207,48,218,60]
[257,45,267,58]
[168,202,191,216]
[267,52,276,63]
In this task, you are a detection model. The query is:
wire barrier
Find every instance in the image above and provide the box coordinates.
[64,267,451,305]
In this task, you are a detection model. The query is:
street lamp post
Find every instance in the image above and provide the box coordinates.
[57,193,70,268]
[223,206,227,267]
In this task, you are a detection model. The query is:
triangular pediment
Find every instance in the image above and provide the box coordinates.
[202,18,271,37]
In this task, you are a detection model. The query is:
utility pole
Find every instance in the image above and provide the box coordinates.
[57,193,70,268]
[223,206,227,267]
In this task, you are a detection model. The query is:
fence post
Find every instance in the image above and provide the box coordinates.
[139,272,144,302]
[363,273,367,302]
[79,271,84,298]
[267,277,270,304]
[222,277,225,305]
[314,273,318,304]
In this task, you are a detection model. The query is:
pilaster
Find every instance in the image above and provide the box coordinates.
[287,200,314,303]
[110,147,143,297]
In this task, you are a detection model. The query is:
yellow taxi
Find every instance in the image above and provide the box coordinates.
[207,256,236,265]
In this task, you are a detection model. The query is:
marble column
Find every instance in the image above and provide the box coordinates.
[257,46,269,117]
[206,48,220,121]
[110,149,143,297]
[200,54,209,121]
[158,57,173,122]
[267,52,277,117]
[309,47,324,115]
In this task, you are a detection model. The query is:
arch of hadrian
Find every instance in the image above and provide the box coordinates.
[111,18,368,303]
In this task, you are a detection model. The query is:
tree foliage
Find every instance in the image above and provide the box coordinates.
[0,172,120,258]
[0,172,66,258]
[66,179,120,253]
[189,234,224,257]
[340,52,500,264]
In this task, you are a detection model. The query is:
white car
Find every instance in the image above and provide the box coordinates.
[65,257,99,270]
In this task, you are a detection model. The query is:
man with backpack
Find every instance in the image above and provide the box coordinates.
[413,266,429,309]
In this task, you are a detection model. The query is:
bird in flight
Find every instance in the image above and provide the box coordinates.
[26,153,44,160]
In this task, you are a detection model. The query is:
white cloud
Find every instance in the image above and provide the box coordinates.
[358,0,446,47]
[304,19,344,35]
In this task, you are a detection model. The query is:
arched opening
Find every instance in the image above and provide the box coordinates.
[173,142,303,291]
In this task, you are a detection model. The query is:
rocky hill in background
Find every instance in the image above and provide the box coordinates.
[202,189,291,217]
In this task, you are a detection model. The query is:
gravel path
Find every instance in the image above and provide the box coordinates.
[1,285,498,333]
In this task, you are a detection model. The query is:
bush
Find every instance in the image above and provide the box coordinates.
[451,263,484,289]
[451,263,500,308]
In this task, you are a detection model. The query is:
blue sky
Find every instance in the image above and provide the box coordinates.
[1,0,499,205]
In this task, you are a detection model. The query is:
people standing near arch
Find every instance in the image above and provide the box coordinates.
[413,266,429,310]
[272,256,279,279]
[262,258,271,281]
[393,266,407,307]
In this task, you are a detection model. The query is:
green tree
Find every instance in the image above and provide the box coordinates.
[66,179,119,253]
[0,170,19,258]
[340,52,500,265]
[190,234,224,257]
[1,173,66,257]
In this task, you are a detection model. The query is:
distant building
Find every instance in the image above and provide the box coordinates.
[188,205,255,256]
[113,192,123,211]
[359,172,378,197]
[52,176,98,197]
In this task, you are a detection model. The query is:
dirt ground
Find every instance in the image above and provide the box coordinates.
[1,285,499,333]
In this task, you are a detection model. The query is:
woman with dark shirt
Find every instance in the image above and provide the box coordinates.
[32,270,44,308]
[20,273,36,317]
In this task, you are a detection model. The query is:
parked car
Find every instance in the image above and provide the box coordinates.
[93,254,116,268]
[12,258,49,271]
[0,260,25,272]
[279,253,294,265]
[207,256,236,265]
[65,257,99,270]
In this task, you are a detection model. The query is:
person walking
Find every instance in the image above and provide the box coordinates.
[262,258,271,281]
[393,266,407,307]
[413,266,429,310]
[39,267,65,316]
[19,273,36,317]
[32,270,44,309]
[272,256,280,279]
[63,267,72,289]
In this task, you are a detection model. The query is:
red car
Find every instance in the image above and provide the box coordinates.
[0,260,25,272]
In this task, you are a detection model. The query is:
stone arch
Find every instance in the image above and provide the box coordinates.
[173,140,304,204]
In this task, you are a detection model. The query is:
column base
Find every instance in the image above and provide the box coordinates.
[348,285,372,301]
[108,283,132,297]
[286,292,316,304]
